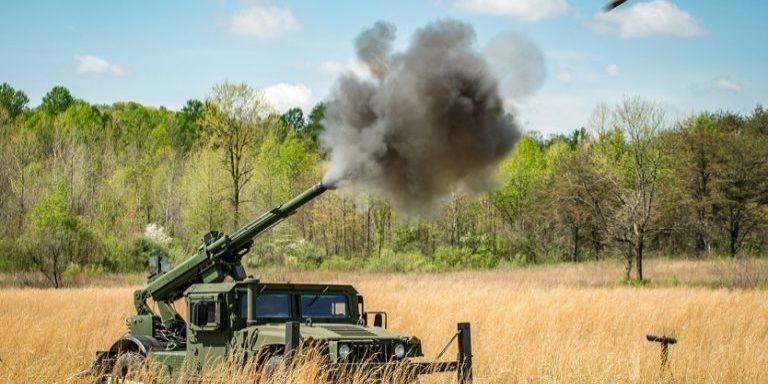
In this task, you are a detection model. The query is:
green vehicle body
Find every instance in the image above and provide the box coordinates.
[92,182,472,382]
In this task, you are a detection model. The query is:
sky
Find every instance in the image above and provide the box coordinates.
[1,0,766,135]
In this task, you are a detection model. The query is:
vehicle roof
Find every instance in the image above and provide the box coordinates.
[185,281,359,295]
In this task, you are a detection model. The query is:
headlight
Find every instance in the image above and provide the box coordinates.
[338,343,351,359]
[394,343,406,359]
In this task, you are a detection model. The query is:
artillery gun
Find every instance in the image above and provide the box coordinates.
[91,182,472,382]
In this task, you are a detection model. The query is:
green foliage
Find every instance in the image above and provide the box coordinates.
[23,185,103,287]
[284,240,326,269]
[0,239,16,271]
[170,99,203,154]
[1,82,767,282]
[41,86,74,115]
[304,102,326,146]
[434,245,500,269]
[0,82,29,117]
[125,238,170,273]
[56,101,104,141]
[493,136,547,220]
[281,107,306,133]
[354,250,436,273]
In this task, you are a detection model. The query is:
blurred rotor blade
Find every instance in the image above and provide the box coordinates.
[603,0,628,12]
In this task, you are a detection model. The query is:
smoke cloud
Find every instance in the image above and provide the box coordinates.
[322,19,542,213]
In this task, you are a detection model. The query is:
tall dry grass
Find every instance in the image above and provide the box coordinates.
[1,259,767,383]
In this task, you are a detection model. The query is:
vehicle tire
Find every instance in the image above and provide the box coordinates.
[112,351,146,380]
[263,355,287,380]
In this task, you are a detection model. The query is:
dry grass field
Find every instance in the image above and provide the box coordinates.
[1,258,767,383]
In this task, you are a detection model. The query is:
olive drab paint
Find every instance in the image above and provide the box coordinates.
[91,181,472,382]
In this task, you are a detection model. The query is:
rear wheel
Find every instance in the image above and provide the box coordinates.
[112,351,146,380]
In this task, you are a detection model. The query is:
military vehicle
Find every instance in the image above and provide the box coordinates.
[91,182,472,382]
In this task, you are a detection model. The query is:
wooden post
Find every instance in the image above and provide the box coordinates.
[646,334,677,370]
[457,322,473,383]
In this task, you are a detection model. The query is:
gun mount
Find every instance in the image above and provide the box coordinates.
[132,182,329,336]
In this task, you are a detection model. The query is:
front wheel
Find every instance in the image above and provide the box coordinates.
[112,351,146,380]
[262,355,288,379]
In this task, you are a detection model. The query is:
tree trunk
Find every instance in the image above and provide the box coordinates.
[570,225,579,263]
[232,181,240,229]
[729,215,739,257]
[591,228,602,260]
[365,199,371,258]
[624,242,633,281]
[635,235,644,281]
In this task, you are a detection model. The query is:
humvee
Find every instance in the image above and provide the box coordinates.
[91,182,472,382]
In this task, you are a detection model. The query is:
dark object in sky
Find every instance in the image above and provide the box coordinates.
[603,0,628,12]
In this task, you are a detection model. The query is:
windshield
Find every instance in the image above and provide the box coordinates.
[300,294,350,318]
[240,293,292,318]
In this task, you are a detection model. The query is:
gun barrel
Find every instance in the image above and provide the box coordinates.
[206,182,328,253]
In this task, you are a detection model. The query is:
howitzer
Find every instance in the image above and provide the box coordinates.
[93,179,472,383]
[133,182,329,332]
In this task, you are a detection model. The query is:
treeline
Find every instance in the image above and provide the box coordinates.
[1,82,766,286]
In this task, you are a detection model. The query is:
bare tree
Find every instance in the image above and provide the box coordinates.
[548,140,606,263]
[590,99,667,281]
[200,82,271,228]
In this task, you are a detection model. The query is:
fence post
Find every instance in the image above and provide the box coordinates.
[457,322,473,383]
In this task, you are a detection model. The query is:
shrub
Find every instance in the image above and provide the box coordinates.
[124,237,169,273]
[285,240,326,269]
[364,250,436,273]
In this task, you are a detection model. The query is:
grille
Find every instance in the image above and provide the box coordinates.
[324,324,377,337]
[344,342,393,363]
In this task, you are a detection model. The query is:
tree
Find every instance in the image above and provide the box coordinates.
[0,82,29,117]
[547,138,604,262]
[169,99,203,155]
[23,185,101,288]
[304,102,326,146]
[281,107,306,133]
[8,129,39,232]
[665,114,719,256]
[591,99,667,281]
[0,108,14,237]
[491,135,550,262]
[712,113,768,256]
[41,86,74,115]
[180,148,229,238]
[200,82,270,228]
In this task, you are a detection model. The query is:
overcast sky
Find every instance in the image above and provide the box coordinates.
[1,1,766,135]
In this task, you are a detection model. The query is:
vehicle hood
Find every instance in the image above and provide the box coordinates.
[251,323,410,341]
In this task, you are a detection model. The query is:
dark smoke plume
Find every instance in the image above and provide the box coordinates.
[322,19,537,213]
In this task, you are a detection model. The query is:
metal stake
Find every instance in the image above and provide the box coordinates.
[646,334,677,370]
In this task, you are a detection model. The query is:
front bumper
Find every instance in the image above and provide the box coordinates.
[328,359,470,378]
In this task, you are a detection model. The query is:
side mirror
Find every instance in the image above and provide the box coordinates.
[364,311,387,328]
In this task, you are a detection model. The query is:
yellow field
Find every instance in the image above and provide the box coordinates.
[1,259,767,383]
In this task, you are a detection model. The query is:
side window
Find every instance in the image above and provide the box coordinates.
[190,301,220,329]
[239,293,247,318]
